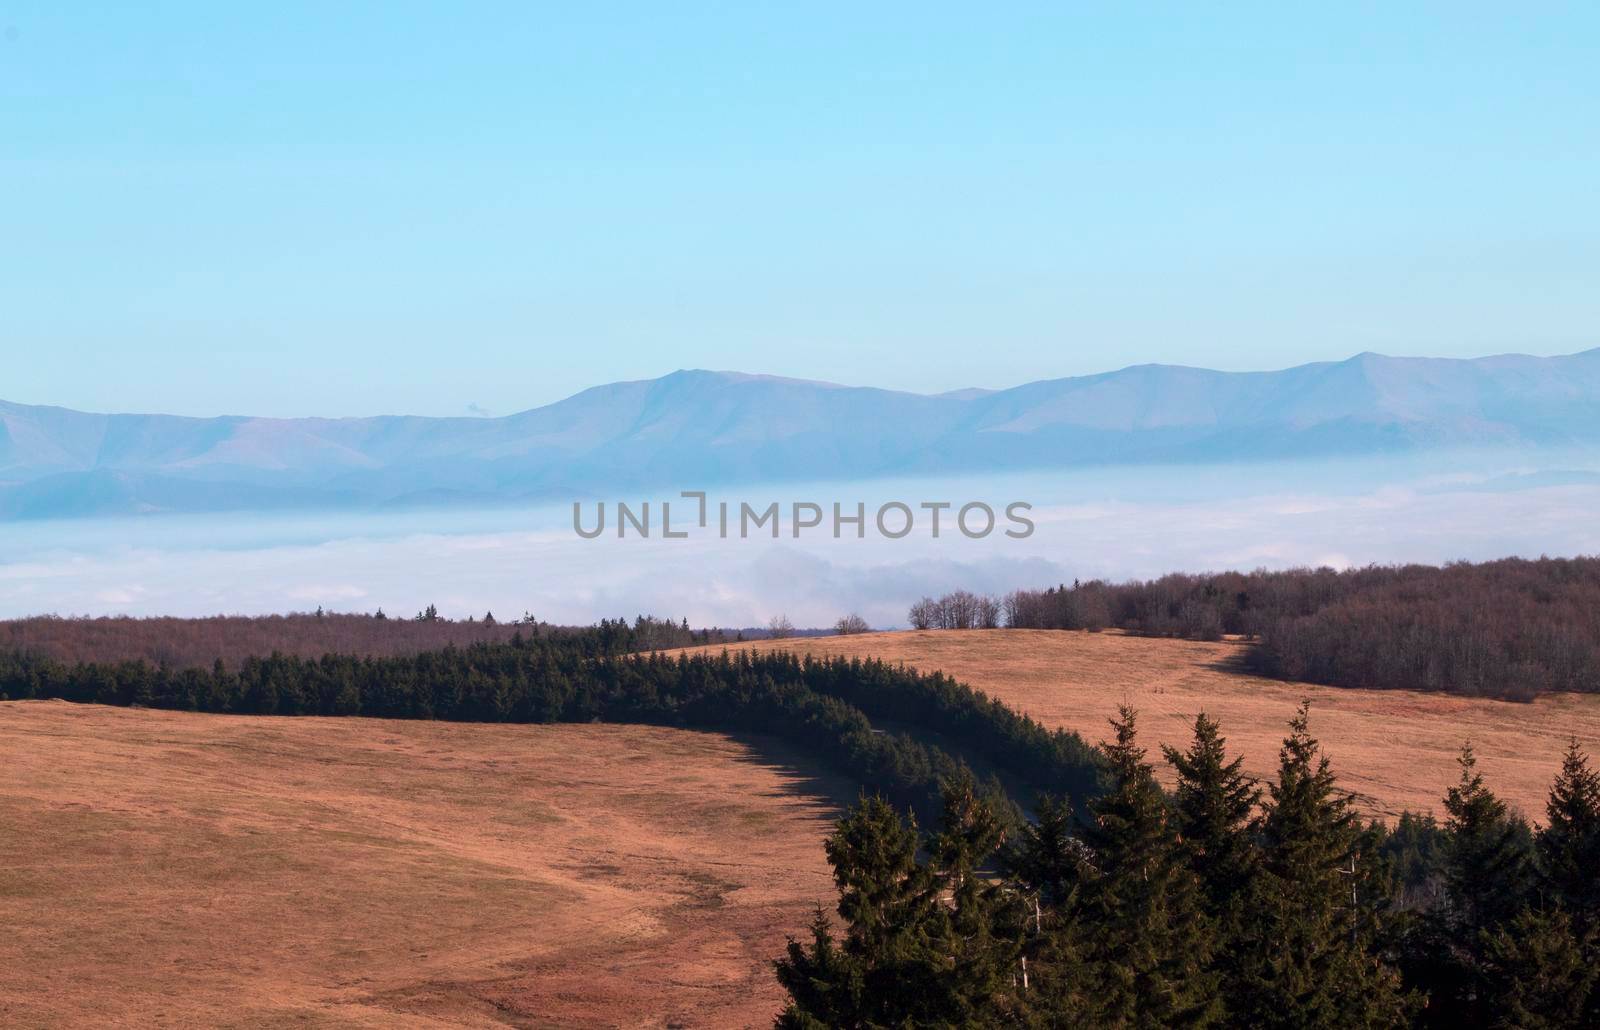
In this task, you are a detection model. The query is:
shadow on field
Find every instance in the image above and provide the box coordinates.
[1202,640,1262,679]
[720,731,860,820]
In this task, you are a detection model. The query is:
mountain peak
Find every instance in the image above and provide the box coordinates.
[4,348,1598,519]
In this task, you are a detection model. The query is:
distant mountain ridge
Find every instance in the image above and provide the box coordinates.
[3,349,1598,519]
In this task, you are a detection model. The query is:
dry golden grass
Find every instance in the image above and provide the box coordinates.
[674,630,1600,822]
[0,702,844,1028]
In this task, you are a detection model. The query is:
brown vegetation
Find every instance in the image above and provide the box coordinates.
[0,702,842,1028]
[672,629,1600,821]
[999,556,1600,698]
[0,612,729,669]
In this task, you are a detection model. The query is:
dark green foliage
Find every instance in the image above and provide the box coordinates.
[1407,746,1537,1026]
[775,785,1021,1029]
[1003,794,1085,910]
[777,703,1600,1029]
[926,776,1023,1025]
[1163,713,1262,1020]
[1163,712,1261,920]
[0,638,1103,823]
[1480,908,1597,1029]
[1379,811,1447,910]
[1078,708,1222,1027]
[774,910,858,1030]
[1233,702,1414,1028]
[1537,740,1600,929]
[1441,746,1535,936]
[1001,794,1094,1026]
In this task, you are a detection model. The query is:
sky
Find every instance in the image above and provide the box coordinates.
[2,4,1597,418]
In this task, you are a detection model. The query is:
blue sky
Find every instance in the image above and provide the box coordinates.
[2,4,1597,417]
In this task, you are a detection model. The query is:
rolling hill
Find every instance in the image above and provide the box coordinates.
[0,702,844,1027]
[672,629,1600,821]
[3,348,1598,518]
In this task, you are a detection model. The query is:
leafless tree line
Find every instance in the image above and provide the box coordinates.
[918,557,1600,699]
[907,590,1003,630]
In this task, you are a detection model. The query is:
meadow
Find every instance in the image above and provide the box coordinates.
[0,702,842,1028]
[675,629,1600,821]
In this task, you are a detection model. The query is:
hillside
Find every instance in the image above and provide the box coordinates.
[0,703,842,1028]
[4,348,1599,517]
[672,629,1600,821]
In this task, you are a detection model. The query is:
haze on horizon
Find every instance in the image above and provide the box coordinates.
[3,6,1598,418]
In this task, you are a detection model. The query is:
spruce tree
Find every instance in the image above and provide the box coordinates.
[1236,702,1412,1028]
[1480,907,1597,1029]
[1163,712,1261,1019]
[1415,744,1537,1026]
[1441,745,1534,935]
[773,794,945,1028]
[1005,793,1087,910]
[774,909,863,1029]
[1163,712,1261,918]
[925,774,1020,1025]
[1079,707,1222,1028]
[1538,739,1600,929]
[1003,794,1093,1026]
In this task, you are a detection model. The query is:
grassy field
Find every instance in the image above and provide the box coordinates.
[12,631,1597,1026]
[0,702,844,1028]
[674,629,1600,822]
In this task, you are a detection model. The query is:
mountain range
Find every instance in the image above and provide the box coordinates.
[3,349,1598,519]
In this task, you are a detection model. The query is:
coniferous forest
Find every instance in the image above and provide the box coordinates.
[0,628,1102,823]
[777,709,1600,1029]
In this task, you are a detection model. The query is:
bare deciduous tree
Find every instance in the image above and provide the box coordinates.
[834,613,871,635]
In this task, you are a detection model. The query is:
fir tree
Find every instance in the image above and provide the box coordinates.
[774,909,864,1029]
[1441,744,1534,935]
[1236,702,1412,1028]
[1163,712,1261,918]
[1163,712,1261,1019]
[1480,907,1597,1029]
[1005,793,1087,910]
[1003,794,1093,1026]
[1537,739,1600,928]
[1079,707,1222,1028]
[925,774,1021,1025]
[1416,744,1536,1026]
[774,795,946,1028]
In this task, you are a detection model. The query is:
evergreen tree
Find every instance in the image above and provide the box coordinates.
[1163,712,1261,918]
[1005,793,1087,910]
[1415,744,1537,1026]
[1003,794,1093,1026]
[1236,702,1412,1028]
[1537,739,1600,929]
[1441,745,1534,935]
[774,795,945,1028]
[1163,713,1261,1019]
[925,774,1021,1025]
[1379,811,1446,911]
[1078,707,1222,1028]
[774,909,864,1029]
[1480,907,1597,1029]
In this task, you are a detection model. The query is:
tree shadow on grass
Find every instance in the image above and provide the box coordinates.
[1201,639,1264,679]
[718,730,860,820]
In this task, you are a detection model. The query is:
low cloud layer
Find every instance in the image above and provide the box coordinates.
[3,465,1597,626]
